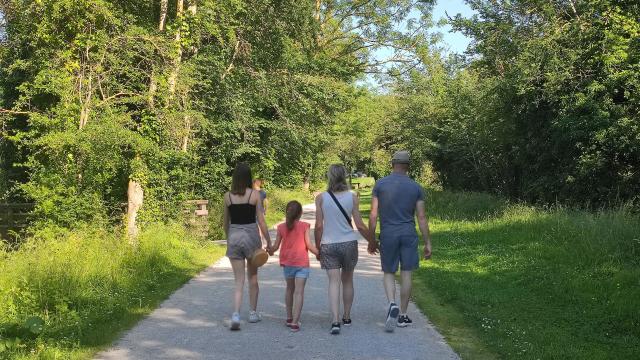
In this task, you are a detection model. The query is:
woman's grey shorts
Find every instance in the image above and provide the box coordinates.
[320,240,358,271]
[226,224,262,260]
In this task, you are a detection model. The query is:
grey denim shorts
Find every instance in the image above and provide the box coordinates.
[320,240,358,271]
[226,224,262,260]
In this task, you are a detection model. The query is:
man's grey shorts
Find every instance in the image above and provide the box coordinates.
[320,240,358,271]
[379,233,419,273]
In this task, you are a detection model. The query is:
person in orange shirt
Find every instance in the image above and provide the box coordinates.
[271,201,319,332]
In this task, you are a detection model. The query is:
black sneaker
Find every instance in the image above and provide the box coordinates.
[330,322,341,335]
[385,302,400,332]
[397,314,412,327]
[342,318,352,327]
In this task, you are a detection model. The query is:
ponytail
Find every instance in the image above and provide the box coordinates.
[285,201,303,230]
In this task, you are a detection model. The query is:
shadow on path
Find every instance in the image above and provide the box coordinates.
[96,204,459,360]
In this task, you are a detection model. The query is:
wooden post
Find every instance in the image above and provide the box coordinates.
[126,180,144,244]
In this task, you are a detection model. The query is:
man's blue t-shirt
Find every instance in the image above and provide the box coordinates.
[372,172,424,236]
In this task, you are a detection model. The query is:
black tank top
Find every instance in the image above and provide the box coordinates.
[228,190,257,225]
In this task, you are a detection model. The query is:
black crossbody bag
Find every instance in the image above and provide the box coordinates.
[328,191,352,227]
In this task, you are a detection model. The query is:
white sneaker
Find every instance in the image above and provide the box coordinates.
[248,310,262,323]
[385,303,399,332]
[230,312,241,330]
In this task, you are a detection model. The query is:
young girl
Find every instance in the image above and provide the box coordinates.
[272,201,319,332]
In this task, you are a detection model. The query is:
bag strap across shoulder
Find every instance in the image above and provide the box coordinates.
[328,191,352,227]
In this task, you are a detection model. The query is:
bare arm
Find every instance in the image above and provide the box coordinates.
[272,232,282,252]
[416,199,432,259]
[304,227,319,256]
[314,194,324,252]
[367,195,380,254]
[223,193,230,238]
[255,193,272,249]
[352,193,372,242]
[368,195,379,241]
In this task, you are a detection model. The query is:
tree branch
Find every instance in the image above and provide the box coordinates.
[0,108,31,115]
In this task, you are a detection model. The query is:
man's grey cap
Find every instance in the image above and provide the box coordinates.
[392,150,411,164]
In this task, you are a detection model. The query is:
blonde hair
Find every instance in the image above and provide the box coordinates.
[327,164,349,193]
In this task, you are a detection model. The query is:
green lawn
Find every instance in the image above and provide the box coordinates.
[264,188,315,226]
[359,189,640,359]
[0,224,225,359]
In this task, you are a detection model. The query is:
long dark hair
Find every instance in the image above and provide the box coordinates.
[285,201,303,230]
[231,163,253,195]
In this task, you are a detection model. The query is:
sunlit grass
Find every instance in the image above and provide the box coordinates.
[359,189,640,359]
[0,224,225,359]
[264,188,314,226]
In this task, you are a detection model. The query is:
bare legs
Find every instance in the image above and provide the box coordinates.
[327,269,355,323]
[284,278,307,324]
[399,271,412,313]
[384,271,412,313]
[230,259,260,314]
[230,259,245,313]
[327,269,341,323]
[285,278,295,320]
[247,260,259,311]
[383,272,396,304]
[341,270,354,320]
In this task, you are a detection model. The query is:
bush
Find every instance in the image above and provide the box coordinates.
[0,223,224,358]
[413,189,640,359]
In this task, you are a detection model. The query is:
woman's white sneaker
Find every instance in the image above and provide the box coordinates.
[230,312,241,330]
[248,311,262,323]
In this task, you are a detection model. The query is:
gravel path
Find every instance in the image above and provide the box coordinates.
[96,204,459,360]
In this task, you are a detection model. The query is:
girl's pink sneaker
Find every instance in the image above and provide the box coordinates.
[290,323,300,332]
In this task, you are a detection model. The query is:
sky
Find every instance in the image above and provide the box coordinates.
[431,0,475,54]
[363,0,476,88]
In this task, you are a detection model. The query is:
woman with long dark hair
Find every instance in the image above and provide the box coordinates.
[223,163,272,330]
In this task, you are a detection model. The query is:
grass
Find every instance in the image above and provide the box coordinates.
[0,223,225,359]
[263,188,314,226]
[359,187,640,359]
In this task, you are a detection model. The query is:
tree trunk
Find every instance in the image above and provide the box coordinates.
[148,75,157,109]
[126,179,144,244]
[315,0,321,21]
[178,1,197,152]
[181,114,191,152]
[159,0,169,31]
[167,0,185,96]
[79,45,92,129]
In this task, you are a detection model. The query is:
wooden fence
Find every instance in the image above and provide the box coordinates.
[1,200,211,241]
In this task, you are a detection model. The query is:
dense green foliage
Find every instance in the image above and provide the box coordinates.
[359,188,640,359]
[0,0,435,225]
[0,224,224,358]
[402,1,639,206]
[1,0,638,357]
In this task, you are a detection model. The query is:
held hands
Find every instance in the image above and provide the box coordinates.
[367,240,379,255]
[266,244,275,256]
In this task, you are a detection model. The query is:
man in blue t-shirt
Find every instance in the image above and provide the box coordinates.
[368,150,432,332]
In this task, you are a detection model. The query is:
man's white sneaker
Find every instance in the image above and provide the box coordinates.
[385,303,400,332]
[248,311,262,323]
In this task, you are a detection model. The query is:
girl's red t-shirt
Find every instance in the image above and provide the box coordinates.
[277,221,311,267]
